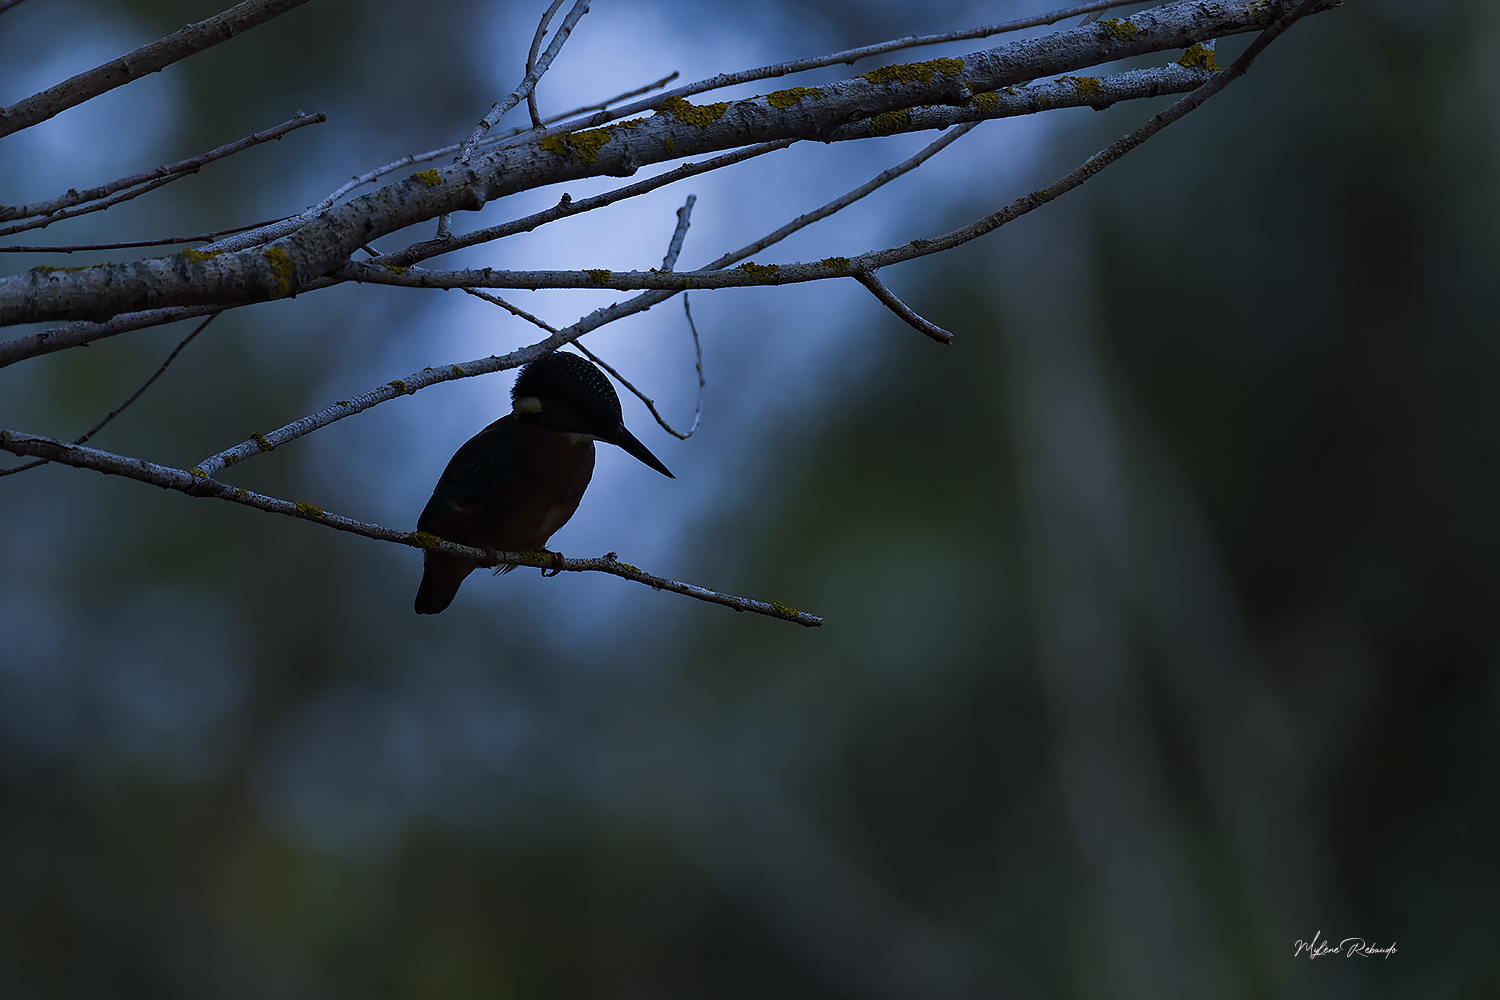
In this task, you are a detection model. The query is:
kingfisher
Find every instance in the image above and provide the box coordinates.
[413,351,674,615]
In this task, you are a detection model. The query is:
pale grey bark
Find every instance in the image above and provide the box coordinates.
[0,0,1336,328]
[0,0,315,138]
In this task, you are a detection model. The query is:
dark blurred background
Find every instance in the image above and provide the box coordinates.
[1,0,1494,997]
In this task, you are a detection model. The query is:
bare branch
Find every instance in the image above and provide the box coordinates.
[0,313,218,478]
[490,0,1158,154]
[0,305,225,368]
[1,114,324,226]
[852,268,954,344]
[460,288,556,335]
[527,0,569,129]
[459,0,591,161]
[661,194,696,271]
[0,0,315,139]
[0,114,325,239]
[0,217,296,254]
[0,428,823,626]
[1,0,1334,328]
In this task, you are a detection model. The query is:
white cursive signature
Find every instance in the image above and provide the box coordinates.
[1293,930,1397,959]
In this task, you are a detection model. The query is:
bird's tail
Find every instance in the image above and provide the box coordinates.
[414,553,477,615]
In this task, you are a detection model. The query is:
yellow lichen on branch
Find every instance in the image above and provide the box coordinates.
[861,57,964,86]
[1178,44,1222,71]
[658,96,730,126]
[766,87,822,109]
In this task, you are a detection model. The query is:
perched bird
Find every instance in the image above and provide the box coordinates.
[413,351,673,615]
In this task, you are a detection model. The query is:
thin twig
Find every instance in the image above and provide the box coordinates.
[0,313,218,477]
[461,289,556,334]
[0,113,325,237]
[573,196,705,439]
[0,305,226,368]
[661,194,696,271]
[0,217,295,254]
[852,268,953,344]
[573,297,704,440]
[377,140,795,268]
[1,113,323,224]
[719,121,977,264]
[527,0,569,129]
[0,0,315,140]
[0,0,34,15]
[0,429,822,626]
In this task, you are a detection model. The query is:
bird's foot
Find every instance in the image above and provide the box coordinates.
[540,549,564,577]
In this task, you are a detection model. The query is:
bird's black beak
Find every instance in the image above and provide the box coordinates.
[605,423,674,478]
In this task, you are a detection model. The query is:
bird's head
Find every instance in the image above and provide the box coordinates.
[511,351,674,478]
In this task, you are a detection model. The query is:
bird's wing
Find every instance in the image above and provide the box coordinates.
[416,419,520,532]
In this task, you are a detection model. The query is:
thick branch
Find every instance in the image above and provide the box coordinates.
[0,429,823,627]
[0,0,1337,327]
[485,0,1153,155]
[0,0,314,139]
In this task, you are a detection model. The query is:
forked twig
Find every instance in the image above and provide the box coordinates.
[0,313,219,477]
[527,0,569,128]
[459,0,591,161]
